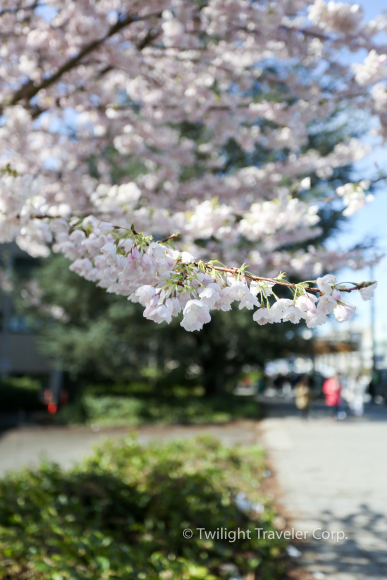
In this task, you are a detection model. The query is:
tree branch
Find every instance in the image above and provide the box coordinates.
[0,1,39,16]
[197,262,374,296]
[0,11,162,113]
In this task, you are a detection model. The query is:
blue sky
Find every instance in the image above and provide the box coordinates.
[320,0,387,340]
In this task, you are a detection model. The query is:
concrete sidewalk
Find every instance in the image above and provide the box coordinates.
[260,399,387,579]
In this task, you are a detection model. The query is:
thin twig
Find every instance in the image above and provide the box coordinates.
[308,174,387,206]
[161,232,180,243]
[198,261,374,295]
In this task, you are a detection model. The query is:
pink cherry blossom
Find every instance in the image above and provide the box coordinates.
[199,286,221,309]
[359,282,377,301]
[253,308,273,326]
[295,293,318,314]
[334,302,357,322]
[144,304,172,324]
[282,306,303,324]
[317,295,337,315]
[270,299,294,323]
[316,275,337,295]
[180,300,211,332]
[305,310,328,329]
[332,289,342,301]
[135,285,157,307]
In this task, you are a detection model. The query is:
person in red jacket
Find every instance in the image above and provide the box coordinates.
[322,374,342,420]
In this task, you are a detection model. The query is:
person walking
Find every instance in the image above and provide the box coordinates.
[295,375,313,419]
[322,373,342,420]
[350,374,366,417]
[367,371,378,405]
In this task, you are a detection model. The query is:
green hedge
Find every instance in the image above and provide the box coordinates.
[0,437,288,579]
[0,376,42,412]
[57,392,260,427]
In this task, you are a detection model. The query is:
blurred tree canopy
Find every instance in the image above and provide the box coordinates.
[13,107,369,395]
[16,254,312,395]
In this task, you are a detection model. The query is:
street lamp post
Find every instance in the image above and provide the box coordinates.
[370,265,376,381]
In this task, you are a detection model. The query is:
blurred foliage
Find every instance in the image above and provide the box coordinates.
[0,436,289,579]
[57,384,260,426]
[11,105,371,395]
[0,376,43,413]
[15,255,312,395]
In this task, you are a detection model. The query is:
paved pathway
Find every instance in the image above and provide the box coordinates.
[259,397,387,580]
[0,419,260,475]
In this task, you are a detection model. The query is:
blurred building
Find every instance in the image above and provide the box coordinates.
[314,326,387,377]
[313,327,372,378]
[266,325,386,381]
[0,243,53,378]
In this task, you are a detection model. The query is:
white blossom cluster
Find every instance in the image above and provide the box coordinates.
[336,181,374,216]
[353,50,387,86]
[52,217,377,332]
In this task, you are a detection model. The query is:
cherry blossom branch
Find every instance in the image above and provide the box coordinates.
[0,2,40,16]
[0,11,162,112]
[161,233,180,243]
[100,222,377,301]
[307,174,387,206]
[9,212,374,299]
[88,223,377,330]
[194,262,373,296]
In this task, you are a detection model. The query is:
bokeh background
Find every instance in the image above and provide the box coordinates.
[1,2,387,580]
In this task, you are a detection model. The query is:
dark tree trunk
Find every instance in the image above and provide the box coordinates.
[202,363,225,396]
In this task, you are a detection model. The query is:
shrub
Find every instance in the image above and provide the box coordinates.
[0,437,288,579]
[0,376,43,413]
[57,390,261,427]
